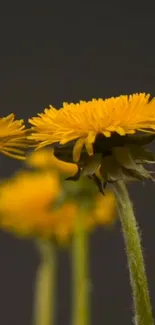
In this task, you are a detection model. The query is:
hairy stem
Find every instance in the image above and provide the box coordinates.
[114,180,154,325]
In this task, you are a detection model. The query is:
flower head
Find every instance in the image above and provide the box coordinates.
[29,93,155,191]
[0,170,116,242]
[0,113,27,159]
[0,171,61,237]
[29,93,155,158]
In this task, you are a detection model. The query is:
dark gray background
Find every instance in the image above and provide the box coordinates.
[0,3,155,325]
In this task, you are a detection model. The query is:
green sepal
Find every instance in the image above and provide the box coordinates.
[122,164,154,181]
[128,145,155,164]
[99,155,123,182]
[113,147,138,170]
[81,153,102,177]
[125,133,155,146]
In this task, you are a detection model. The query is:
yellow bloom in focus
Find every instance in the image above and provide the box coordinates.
[26,149,78,177]
[0,170,116,241]
[29,94,155,161]
[28,94,155,192]
[0,113,27,160]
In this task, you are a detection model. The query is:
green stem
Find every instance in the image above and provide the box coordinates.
[33,240,56,325]
[72,211,90,325]
[114,180,154,325]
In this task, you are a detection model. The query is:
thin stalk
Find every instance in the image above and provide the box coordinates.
[72,211,90,325]
[33,240,56,325]
[114,180,154,325]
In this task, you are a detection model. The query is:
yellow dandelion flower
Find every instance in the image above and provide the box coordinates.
[0,171,61,237]
[50,191,116,243]
[29,93,155,191]
[0,169,116,241]
[26,148,78,176]
[29,93,155,159]
[0,113,27,160]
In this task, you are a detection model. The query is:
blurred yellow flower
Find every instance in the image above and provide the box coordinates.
[82,191,116,234]
[48,192,116,242]
[26,149,78,176]
[0,171,61,236]
[0,170,116,242]
[0,113,27,159]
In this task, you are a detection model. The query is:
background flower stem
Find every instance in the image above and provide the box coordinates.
[72,210,90,325]
[114,180,154,325]
[33,240,56,325]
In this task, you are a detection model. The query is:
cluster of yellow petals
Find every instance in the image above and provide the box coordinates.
[0,171,60,236]
[0,150,116,242]
[28,107,58,148]
[29,93,155,161]
[0,113,27,160]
